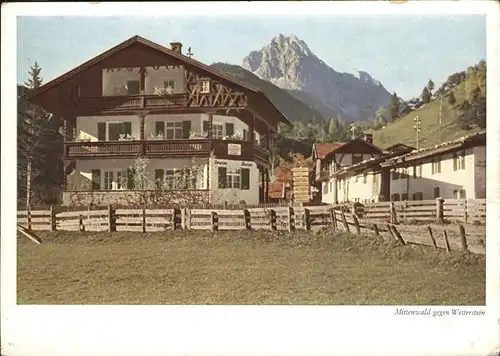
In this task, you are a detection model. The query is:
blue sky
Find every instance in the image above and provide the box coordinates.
[17,15,486,100]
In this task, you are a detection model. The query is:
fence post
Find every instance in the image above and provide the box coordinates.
[463,199,468,223]
[107,205,116,232]
[443,229,451,253]
[304,208,311,232]
[390,225,406,246]
[141,207,146,233]
[390,202,397,224]
[243,209,251,230]
[181,208,187,230]
[329,208,337,232]
[211,211,219,231]
[427,226,437,248]
[287,207,295,232]
[436,198,444,224]
[79,214,85,232]
[341,211,349,233]
[27,209,32,230]
[269,209,277,231]
[459,224,468,251]
[171,208,179,230]
[372,223,380,237]
[50,205,56,232]
[352,214,361,235]
[186,208,191,230]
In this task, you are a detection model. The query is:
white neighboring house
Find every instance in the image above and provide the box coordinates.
[315,134,384,204]
[330,132,486,203]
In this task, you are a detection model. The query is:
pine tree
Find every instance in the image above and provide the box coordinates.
[388,92,400,122]
[427,79,435,94]
[420,86,431,104]
[328,118,338,135]
[24,62,43,89]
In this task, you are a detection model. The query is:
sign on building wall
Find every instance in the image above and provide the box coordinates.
[228,143,242,156]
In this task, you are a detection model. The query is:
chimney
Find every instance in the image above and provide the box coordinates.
[364,133,373,144]
[170,41,182,54]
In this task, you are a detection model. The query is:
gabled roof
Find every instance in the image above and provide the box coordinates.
[24,35,293,127]
[385,142,416,152]
[322,137,383,160]
[380,131,486,167]
[312,142,346,160]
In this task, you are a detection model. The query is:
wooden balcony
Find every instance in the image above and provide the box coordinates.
[64,139,270,164]
[77,94,187,112]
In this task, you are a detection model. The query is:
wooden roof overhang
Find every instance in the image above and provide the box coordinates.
[323,138,383,162]
[24,35,292,134]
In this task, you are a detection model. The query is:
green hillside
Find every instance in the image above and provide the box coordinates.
[372,63,486,149]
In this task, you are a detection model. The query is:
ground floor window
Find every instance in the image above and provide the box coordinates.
[453,189,466,199]
[218,167,250,190]
[155,168,198,190]
[412,192,424,200]
[102,170,125,190]
[433,187,441,198]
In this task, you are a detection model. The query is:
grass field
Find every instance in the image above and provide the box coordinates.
[17,229,486,305]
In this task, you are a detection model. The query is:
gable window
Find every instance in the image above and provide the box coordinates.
[200,79,211,94]
[431,159,441,175]
[433,187,440,198]
[453,151,465,171]
[352,154,363,165]
[126,80,140,95]
[164,80,175,92]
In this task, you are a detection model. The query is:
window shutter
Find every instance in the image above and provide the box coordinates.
[123,122,132,136]
[243,129,248,141]
[127,168,135,189]
[97,123,106,141]
[225,123,234,137]
[91,169,101,191]
[155,121,165,136]
[241,168,250,190]
[182,121,191,139]
[155,169,164,189]
[218,167,227,188]
[453,156,457,171]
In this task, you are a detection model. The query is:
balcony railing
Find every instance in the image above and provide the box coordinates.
[64,139,269,162]
[77,94,187,111]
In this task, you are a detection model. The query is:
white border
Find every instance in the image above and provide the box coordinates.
[2,2,499,356]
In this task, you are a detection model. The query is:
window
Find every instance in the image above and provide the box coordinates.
[164,122,183,139]
[103,171,125,190]
[126,80,140,95]
[102,122,132,141]
[164,80,175,91]
[413,165,422,178]
[412,192,423,201]
[329,181,333,191]
[453,189,467,199]
[212,124,223,139]
[392,169,400,180]
[363,173,367,184]
[433,187,440,198]
[402,193,408,201]
[200,79,210,93]
[391,193,400,201]
[453,151,465,171]
[400,168,408,179]
[431,160,441,175]
[155,169,198,190]
[352,154,363,165]
[372,174,377,183]
[218,167,250,190]
[324,182,329,194]
[355,175,359,183]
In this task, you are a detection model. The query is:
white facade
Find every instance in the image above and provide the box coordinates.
[321,153,381,204]
[336,172,382,203]
[76,113,261,142]
[389,146,485,200]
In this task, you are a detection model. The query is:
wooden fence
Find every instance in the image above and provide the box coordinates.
[359,198,486,224]
[17,203,485,254]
